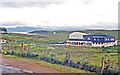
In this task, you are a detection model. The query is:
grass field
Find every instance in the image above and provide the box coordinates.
[1,30,119,73]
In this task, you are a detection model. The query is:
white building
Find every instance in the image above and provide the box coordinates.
[67,32,115,47]
[0,39,7,44]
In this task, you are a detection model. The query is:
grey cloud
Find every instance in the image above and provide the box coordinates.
[0,21,25,26]
[86,22,118,29]
[0,21,118,30]
[81,0,95,4]
[0,0,64,8]
[42,21,50,24]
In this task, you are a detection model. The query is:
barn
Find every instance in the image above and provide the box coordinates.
[67,32,115,47]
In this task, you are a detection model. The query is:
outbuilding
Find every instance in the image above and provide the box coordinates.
[0,39,7,44]
[115,40,120,45]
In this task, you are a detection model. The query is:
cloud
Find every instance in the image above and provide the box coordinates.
[0,2,63,8]
[80,0,95,4]
[0,21,26,28]
[0,0,119,30]
[0,0,65,8]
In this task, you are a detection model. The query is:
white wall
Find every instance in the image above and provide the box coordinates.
[92,42,115,47]
[69,32,87,39]
[67,40,115,47]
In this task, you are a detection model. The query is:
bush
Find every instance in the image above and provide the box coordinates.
[21,53,25,57]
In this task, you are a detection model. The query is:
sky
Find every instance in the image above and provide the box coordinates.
[0,0,119,31]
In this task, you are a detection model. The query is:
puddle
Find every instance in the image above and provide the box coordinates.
[2,65,21,71]
[1,65,24,73]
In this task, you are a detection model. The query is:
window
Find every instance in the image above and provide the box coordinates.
[111,38,114,41]
[98,39,100,41]
[105,39,107,41]
[94,39,96,40]
[88,38,91,40]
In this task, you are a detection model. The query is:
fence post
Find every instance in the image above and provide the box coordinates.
[19,46,21,55]
[25,46,28,57]
[38,50,40,59]
[65,51,68,60]
[68,52,71,66]
[41,50,43,56]
[12,44,14,55]
[44,50,47,57]
[21,42,24,51]
[44,50,47,61]
[9,43,11,50]
[101,56,104,74]
[64,51,68,65]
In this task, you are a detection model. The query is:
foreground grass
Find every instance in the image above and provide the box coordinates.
[2,54,95,74]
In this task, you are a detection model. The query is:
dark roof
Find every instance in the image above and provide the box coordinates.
[84,35,115,38]
[69,35,115,42]
[69,39,91,41]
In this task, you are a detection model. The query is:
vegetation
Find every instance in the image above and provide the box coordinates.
[0,27,7,33]
[1,30,119,73]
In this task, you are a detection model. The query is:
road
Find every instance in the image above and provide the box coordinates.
[2,56,60,73]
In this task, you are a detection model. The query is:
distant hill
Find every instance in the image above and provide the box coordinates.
[52,30,70,33]
[29,30,50,34]
[29,30,72,34]
[7,27,43,32]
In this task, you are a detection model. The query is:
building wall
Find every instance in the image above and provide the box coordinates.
[67,41,92,46]
[69,32,87,39]
[92,42,115,47]
[67,40,115,47]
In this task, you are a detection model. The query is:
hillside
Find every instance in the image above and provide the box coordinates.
[29,30,50,34]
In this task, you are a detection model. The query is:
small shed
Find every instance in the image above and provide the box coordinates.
[115,40,120,45]
[0,39,7,44]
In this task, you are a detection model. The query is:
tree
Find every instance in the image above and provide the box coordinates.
[0,27,7,33]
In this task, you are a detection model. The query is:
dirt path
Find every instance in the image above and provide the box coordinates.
[2,57,60,73]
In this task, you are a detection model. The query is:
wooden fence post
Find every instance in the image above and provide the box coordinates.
[44,50,47,57]
[65,51,68,60]
[68,52,71,66]
[41,50,43,56]
[21,42,24,51]
[64,50,68,65]
[25,46,28,57]
[19,46,21,55]
[101,56,104,74]
[12,44,14,55]
[9,43,11,50]
[38,51,40,59]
